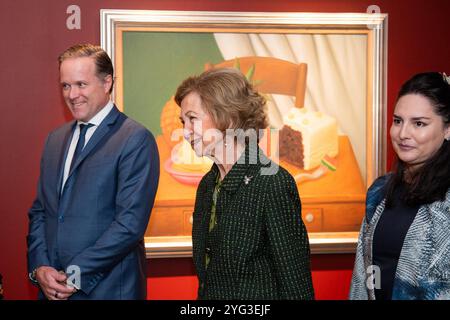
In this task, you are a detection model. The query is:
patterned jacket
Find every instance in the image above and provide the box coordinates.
[192,145,314,300]
[350,174,450,299]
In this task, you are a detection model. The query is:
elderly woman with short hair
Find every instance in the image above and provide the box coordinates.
[175,68,314,300]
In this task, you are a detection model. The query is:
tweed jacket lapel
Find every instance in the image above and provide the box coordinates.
[219,143,261,194]
[362,198,386,299]
[202,165,217,213]
[195,144,264,280]
[195,165,217,281]
[392,190,450,299]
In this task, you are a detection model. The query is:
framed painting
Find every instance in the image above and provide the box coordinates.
[100,9,388,257]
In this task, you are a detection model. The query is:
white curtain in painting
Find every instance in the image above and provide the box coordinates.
[213,33,367,179]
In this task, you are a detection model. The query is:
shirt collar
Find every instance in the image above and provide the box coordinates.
[77,100,114,127]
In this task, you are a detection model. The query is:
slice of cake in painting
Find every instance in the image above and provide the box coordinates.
[279,108,339,170]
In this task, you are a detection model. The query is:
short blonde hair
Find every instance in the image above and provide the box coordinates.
[175,68,268,132]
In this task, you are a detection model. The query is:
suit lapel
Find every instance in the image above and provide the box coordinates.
[56,121,77,196]
[67,106,122,179]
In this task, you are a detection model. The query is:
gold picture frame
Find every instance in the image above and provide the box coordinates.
[100,9,388,257]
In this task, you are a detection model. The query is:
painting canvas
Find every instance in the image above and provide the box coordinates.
[101,10,388,256]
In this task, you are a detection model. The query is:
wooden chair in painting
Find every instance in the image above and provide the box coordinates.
[205,56,307,108]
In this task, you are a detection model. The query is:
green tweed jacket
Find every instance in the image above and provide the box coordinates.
[192,145,314,300]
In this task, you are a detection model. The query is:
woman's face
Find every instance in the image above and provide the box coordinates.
[179,91,223,158]
[390,93,450,172]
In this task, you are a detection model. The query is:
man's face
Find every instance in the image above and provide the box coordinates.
[60,57,112,122]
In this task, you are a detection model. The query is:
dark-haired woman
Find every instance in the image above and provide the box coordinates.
[350,72,450,300]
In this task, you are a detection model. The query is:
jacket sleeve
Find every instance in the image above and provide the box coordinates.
[27,134,51,274]
[265,170,315,300]
[348,217,369,300]
[68,129,160,295]
[349,174,391,300]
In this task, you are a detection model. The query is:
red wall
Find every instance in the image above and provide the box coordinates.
[1,0,450,300]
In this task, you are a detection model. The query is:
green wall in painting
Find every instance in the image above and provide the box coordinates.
[122,32,224,135]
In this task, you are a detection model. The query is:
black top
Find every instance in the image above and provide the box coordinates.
[373,184,419,300]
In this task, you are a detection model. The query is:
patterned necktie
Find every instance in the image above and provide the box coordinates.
[70,123,93,171]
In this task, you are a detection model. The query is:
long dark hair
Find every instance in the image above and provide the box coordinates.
[386,72,450,207]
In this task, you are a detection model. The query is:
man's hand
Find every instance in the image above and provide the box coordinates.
[35,266,76,300]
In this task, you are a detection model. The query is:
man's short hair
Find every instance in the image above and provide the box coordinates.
[58,43,114,94]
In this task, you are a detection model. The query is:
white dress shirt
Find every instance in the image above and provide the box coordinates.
[61,101,114,190]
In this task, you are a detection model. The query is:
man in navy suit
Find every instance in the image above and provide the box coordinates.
[27,44,159,300]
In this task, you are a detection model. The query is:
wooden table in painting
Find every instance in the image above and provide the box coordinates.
[145,135,365,242]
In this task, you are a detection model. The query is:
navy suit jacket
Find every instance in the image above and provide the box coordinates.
[27,106,159,299]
